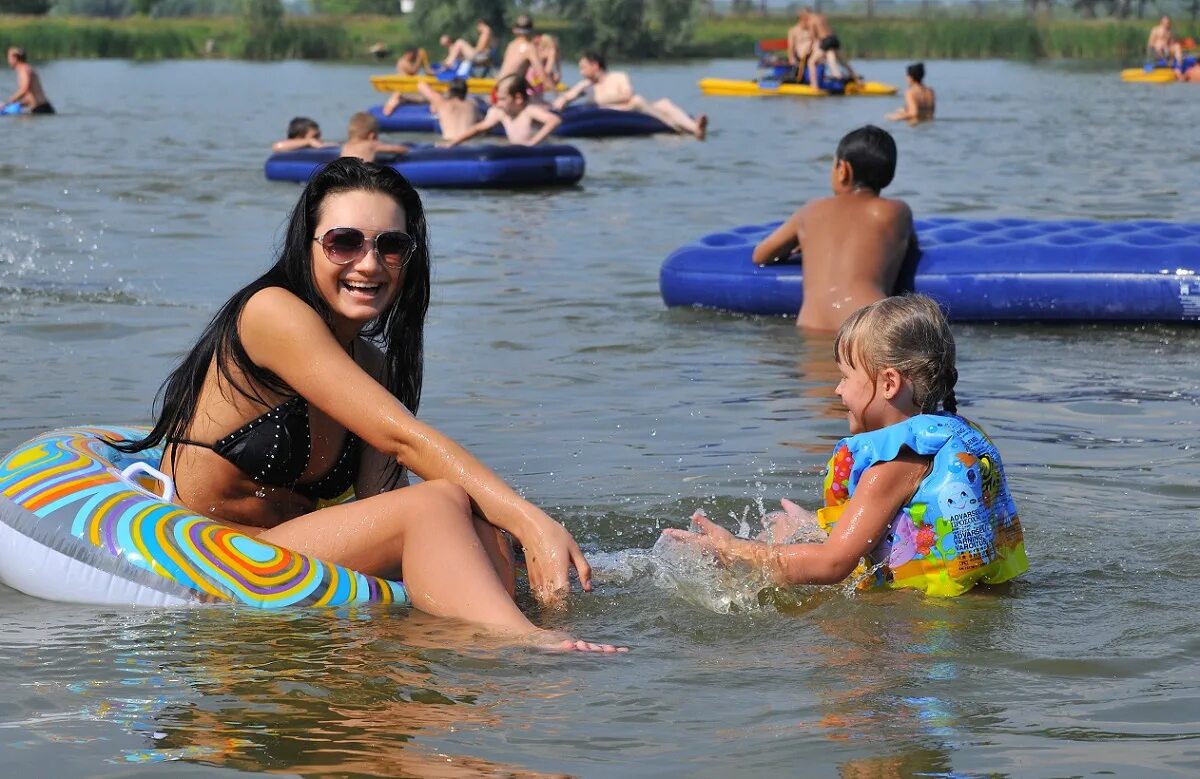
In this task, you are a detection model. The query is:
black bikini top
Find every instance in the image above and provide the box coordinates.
[172,395,360,501]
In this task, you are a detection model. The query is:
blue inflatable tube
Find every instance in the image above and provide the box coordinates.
[367,103,672,138]
[660,218,1200,322]
[264,144,585,189]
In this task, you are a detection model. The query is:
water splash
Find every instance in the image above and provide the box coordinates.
[592,507,833,615]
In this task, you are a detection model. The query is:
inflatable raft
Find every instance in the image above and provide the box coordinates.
[698,77,897,97]
[264,144,585,188]
[368,103,672,138]
[1120,67,1178,83]
[371,74,565,95]
[660,218,1200,322]
[0,426,408,608]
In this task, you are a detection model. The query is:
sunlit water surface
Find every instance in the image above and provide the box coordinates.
[2,58,1199,777]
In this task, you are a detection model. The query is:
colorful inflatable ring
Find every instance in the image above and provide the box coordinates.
[0,426,408,609]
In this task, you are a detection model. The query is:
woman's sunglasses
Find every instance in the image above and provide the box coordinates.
[313,227,415,270]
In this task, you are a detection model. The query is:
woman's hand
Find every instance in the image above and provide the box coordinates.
[514,505,593,605]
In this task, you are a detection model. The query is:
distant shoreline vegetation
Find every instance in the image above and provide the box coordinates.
[0,14,1191,63]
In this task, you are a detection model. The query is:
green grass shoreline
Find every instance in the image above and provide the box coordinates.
[0,14,1191,63]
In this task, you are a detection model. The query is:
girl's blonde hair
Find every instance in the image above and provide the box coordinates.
[833,294,958,414]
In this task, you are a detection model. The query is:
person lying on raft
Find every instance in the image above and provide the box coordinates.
[341,112,410,163]
[552,51,708,140]
[116,158,624,653]
[886,63,935,123]
[445,75,560,147]
[5,47,54,115]
[272,117,337,153]
[663,294,1027,598]
[752,125,916,332]
[1177,58,1200,82]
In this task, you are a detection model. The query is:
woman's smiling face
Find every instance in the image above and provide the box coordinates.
[310,189,407,331]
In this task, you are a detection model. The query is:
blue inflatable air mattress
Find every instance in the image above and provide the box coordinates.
[368,103,672,138]
[264,144,585,189]
[660,218,1200,322]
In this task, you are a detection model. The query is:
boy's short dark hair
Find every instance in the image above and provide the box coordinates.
[835,125,897,193]
[582,50,606,70]
[447,78,468,100]
[286,116,320,139]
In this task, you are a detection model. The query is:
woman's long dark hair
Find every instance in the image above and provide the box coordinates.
[117,158,431,488]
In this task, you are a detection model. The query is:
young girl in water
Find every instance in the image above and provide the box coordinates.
[120,158,622,652]
[664,294,1028,596]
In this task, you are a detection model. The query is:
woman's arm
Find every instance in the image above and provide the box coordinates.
[238,288,591,598]
[664,453,929,586]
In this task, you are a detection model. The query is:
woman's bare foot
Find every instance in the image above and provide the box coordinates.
[695,114,708,141]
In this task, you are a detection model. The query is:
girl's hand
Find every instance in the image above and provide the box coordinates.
[759,498,814,543]
[515,506,593,605]
[661,511,741,565]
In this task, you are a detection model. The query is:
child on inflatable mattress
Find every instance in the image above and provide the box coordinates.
[663,294,1029,597]
[340,111,410,163]
[752,125,917,332]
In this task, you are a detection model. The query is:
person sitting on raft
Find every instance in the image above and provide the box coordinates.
[752,125,916,332]
[552,51,708,140]
[803,9,862,87]
[663,294,1028,598]
[341,112,410,163]
[380,48,433,115]
[886,63,935,123]
[439,19,493,73]
[115,158,624,652]
[271,117,336,153]
[1147,16,1175,63]
[786,11,816,83]
[5,47,54,115]
[497,14,552,92]
[445,75,561,147]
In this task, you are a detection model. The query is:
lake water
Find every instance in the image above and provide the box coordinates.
[2,57,1199,777]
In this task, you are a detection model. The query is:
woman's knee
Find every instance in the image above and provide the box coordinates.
[414,479,472,517]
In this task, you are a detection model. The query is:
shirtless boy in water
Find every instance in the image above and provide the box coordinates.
[271,116,336,152]
[339,112,410,163]
[416,79,480,141]
[446,75,560,147]
[752,125,916,331]
[553,51,707,139]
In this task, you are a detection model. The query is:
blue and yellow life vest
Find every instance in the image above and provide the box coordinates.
[819,413,1028,596]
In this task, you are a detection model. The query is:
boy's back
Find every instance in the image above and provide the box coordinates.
[753,125,914,332]
[793,192,913,331]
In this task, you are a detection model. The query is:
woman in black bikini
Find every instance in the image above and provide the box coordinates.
[120,158,622,653]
